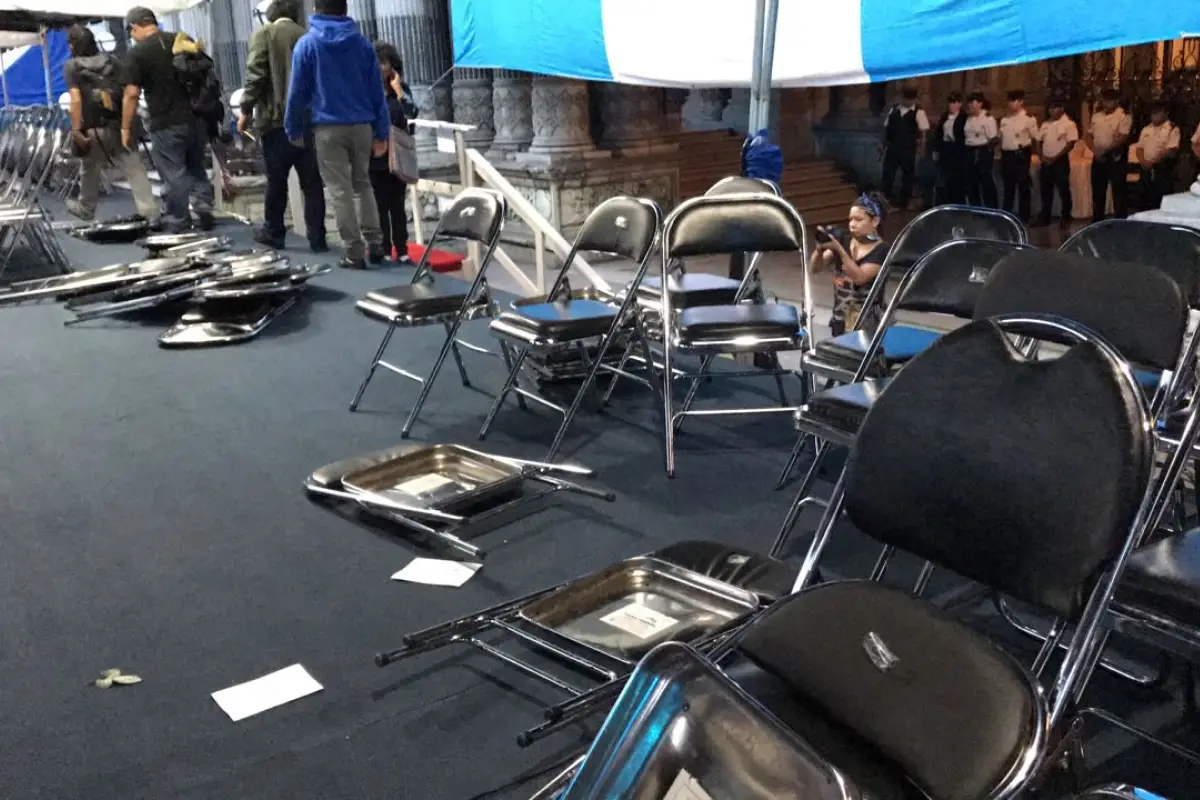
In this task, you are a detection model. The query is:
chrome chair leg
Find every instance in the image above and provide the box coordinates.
[478,347,529,440]
[770,439,832,558]
[496,339,528,412]
[349,324,397,412]
[662,327,678,479]
[775,432,812,490]
[444,321,472,387]
[402,314,473,438]
[545,332,624,463]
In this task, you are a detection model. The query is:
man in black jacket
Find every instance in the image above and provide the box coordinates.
[880,87,930,209]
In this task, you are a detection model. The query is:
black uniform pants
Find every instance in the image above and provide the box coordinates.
[369,169,409,256]
[881,145,918,206]
[1039,157,1072,223]
[1139,158,1177,213]
[1000,147,1032,222]
[966,146,998,208]
[1090,154,1129,221]
[938,149,967,205]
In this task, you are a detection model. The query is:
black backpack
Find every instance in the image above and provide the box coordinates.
[73,54,125,129]
[165,33,224,131]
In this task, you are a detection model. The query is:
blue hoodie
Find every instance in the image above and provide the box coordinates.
[284,15,389,142]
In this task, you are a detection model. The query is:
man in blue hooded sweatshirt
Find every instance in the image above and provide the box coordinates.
[284,0,388,268]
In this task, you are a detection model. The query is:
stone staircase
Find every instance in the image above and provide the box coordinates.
[674,129,859,227]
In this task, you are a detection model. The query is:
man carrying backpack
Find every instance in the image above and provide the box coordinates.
[62,25,158,224]
[121,7,217,231]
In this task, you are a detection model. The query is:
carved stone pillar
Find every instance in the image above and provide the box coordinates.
[519,76,608,165]
[377,0,452,155]
[663,89,688,134]
[451,68,495,150]
[488,69,533,158]
[681,88,729,130]
[594,83,673,155]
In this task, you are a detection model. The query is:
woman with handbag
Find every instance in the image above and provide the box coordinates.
[370,42,419,265]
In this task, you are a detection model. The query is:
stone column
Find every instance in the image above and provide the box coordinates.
[377,0,453,155]
[451,68,495,150]
[594,83,674,155]
[488,69,534,158]
[519,76,608,166]
[663,89,688,134]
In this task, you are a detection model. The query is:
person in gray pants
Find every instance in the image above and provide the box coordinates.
[284,0,388,269]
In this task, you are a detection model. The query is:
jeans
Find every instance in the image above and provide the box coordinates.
[78,128,158,221]
[369,169,407,255]
[261,128,326,246]
[149,118,214,224]
[314,124,380,260]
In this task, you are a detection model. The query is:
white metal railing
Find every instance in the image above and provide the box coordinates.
[407,119,606,296]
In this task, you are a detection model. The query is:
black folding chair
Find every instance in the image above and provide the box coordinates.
[478,196,663,461]
[348,188,508,437]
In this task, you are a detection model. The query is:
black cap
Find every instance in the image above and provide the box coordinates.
[1047,95,1065,109]
[966,91,986,104]
[901,86,918,100]
[1006,89,1026,102]
[1099,88,1120,101]
[1149,100,1169,114]
[947,91,963,103]
[124,6,157,28]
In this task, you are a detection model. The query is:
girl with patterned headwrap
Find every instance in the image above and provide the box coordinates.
[809,194,891,336]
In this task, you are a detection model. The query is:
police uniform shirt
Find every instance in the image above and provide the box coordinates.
[942,112,959,142]
[964,113,998,146]
[999,110,1039,150]
[884,105,931,132]
[1038,115,1079,160]
[1137,121,1181,164]
[1089,108,1132,153]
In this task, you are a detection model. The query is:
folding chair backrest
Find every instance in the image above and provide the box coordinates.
[663,193,804,259]
[887,205,1028,274]
[895,239,1033,319]
[973,249,1187,373]
[433,188,505,243]
[704,176,782,198]
[1061,219,1200,308]
[572,196,662,263]
[843,318,1153,620]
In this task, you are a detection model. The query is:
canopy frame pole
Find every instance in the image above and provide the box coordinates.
[40,26,51,106]
[0,49,10,108]
[747,0,780,133]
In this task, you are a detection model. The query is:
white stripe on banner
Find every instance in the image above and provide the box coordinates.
[601,0,868,88]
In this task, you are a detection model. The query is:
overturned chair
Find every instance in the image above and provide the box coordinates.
[304,442,614,561]
[479,196,662,460]
[349,188,509,436]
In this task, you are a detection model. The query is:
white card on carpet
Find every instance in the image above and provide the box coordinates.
[211,664,323,722]
[391,558,481,587]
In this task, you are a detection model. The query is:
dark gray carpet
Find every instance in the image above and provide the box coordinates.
[0,210,1191,799]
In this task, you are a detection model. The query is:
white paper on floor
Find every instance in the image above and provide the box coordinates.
[390,558,482,587]
[211,664,323,722]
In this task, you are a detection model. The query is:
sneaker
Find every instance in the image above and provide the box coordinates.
[309,239,330,254]
[368,245,386,265]
[394,254,414,266]
[253,227,286,248]
[338,256,367,270]
[65,199,95,222]
[196,211,216,231]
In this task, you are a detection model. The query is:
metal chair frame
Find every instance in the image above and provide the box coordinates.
[348,188,512,437]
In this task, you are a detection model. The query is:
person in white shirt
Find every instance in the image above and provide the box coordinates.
[998,88,1038,222]
[1087,89,1133,221]
[880,86,930,209]
[963,92,999,208]
[1036,96,1079,230]
[1135,102,1181,210]
[933,92,967,204]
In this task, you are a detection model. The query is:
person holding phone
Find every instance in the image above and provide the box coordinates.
[809,194,890,336]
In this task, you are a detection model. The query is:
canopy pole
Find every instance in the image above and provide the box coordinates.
[748,0,781,133]
[0,49,9,108]
[40,26,52,106]
[748,0,767,132]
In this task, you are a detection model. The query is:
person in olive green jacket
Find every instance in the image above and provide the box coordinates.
[238,0,327,251]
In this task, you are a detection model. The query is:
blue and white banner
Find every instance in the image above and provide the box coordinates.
[451,0,1200,87]
[0,29,67,107]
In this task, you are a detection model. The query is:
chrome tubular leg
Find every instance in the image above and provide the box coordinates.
[445,322,471,387]
[497,340,528,412]
[402,320,468,438]
[769,440,831,558]
[349,324,396,412]
[478,347,529,440]
[776,432,812,490]
[674,354,716,433]
[601,338,638,405]
[662,342,678,478]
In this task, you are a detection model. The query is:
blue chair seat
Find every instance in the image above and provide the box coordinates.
[811,325,941,377]
[496,298,617,339]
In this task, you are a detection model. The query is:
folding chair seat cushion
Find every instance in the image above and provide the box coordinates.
[811,325,941,375]
[495,298,617,340]
[676,303,800,343]
[803,377,891,432]
[736,581,1040,800]
[636,273,741,308]
[650,540,798,601]
[1118,528,1200,625]
[357,277,477,323]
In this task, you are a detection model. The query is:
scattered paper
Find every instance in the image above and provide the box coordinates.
[91,668,142,689]
[211,664,323,722]
[391,558,481,587]
[664,769,715,800]
[599,603,680,640]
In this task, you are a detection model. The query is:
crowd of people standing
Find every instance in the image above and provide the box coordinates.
[62,0,418,270]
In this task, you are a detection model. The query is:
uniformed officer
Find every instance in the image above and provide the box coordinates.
[1087,89,1133,221]
[963,92,999,208]
[1036,96,1079,229]
[880,86,930,209]
[1135,102,1181,210]
[933,92,968,204]
[998,88,1038,222]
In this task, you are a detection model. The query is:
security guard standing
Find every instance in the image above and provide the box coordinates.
[998,89,1038,223]
[1134,102,1181,211]
[964,92,999,208]
[1087,89,1132,222]
[1036,96,1079,230]
[880,86,929,209]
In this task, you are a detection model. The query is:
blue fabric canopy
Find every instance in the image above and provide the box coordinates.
[451,0,1200,88]
[2,29,67,106]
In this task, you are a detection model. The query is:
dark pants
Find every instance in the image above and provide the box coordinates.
[938,150,967,204]
[369,169,408,256]
[261,127,326,246]
[1039,157,1072,223]
[1000,148,1033,222]
[149,118,215,224]
[1139,158,1177,212]
[966,146,998,208]
[881,145,917,206]
[1090,154,1129,221]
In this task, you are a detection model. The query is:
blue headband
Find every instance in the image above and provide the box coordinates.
[855,194,883,219]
